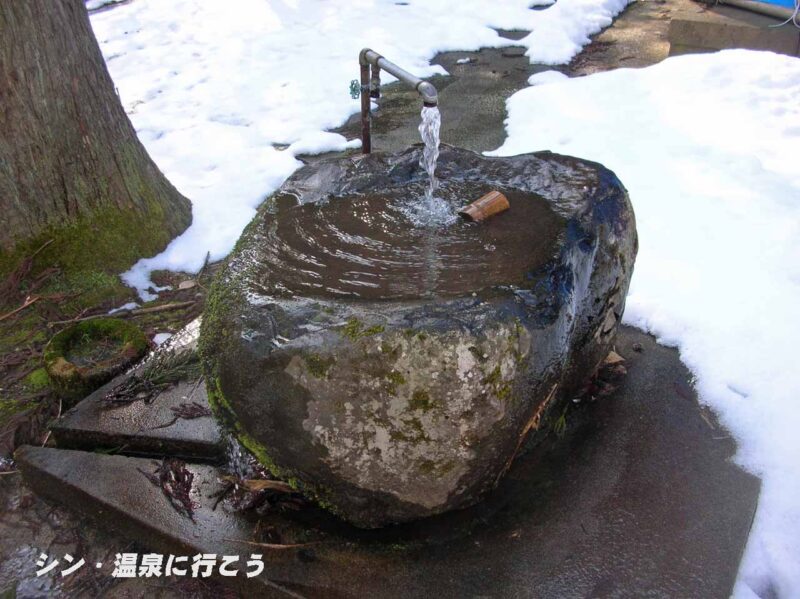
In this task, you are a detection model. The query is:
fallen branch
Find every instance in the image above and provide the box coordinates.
[130,300,195,316]
[0,295,41,322]
[41,398,62,447]
[5,364,40,386]
[139,458,196,521]
[48,300,196,327]
[148,400,211,430]
[0,239,53,305]
[223,538,315,550]
[219,475,294,494]
[103,351,201,407]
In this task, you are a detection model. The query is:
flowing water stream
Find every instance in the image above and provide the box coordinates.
[418,105,441,203]
[410,105,455,227]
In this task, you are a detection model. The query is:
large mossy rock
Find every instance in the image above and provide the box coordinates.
[199,145,637,528]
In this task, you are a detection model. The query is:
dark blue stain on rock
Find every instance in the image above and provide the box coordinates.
[565,220,594,253]
[589,169,628,235]
[518,260,575,327]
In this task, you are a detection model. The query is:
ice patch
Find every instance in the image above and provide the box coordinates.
[489,49,800,598]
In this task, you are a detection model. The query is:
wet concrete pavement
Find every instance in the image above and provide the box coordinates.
[51,375,222,462]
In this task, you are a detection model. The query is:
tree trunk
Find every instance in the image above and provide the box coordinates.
[0,0,191,276]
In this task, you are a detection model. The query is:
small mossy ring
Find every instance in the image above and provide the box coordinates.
[44,318,149,405]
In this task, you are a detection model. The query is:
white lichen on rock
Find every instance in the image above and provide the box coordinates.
[288,323,530,509]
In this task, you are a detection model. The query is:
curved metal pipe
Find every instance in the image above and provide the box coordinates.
[359,48,438,106]
[358,48,439,154]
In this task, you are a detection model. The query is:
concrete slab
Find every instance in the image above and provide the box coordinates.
[50,372,223,461]
[669,3,800,57]
[17,326,760,598]
[15,447,300,598]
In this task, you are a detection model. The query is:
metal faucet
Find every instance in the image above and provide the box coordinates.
[357,48,438,154]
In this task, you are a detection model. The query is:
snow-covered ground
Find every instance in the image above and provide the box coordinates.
[87,0,630,299]
[88,1,800,596]
[491,51,800,598]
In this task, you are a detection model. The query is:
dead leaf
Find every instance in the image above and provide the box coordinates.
[220,475,294,494]
[603,350,625,365]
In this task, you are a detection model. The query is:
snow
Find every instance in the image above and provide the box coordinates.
[152,332,173,346]
[527,70,569,86]
[107,301,139,314]
[86,0,630,299]
[488,51,800,598]
[520,0,631,65]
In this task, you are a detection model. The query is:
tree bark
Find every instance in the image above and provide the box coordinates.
[0,0,191,275]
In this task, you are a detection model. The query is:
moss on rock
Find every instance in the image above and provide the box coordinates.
[24,368,51,391]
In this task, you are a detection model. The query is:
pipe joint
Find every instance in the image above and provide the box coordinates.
[417,81,438,106]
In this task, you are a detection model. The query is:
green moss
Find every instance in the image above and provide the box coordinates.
[416,332,428,341]
[304,354,335,379]
[24,368,51,391]
[206,375,345,518]
[417,458,455,477]
[380,341,400,357]
[408,389,435,412]
[43,318,148,401]
[481,364,515,402]
[384,370,406,396]
[510,320,526,363]
[339,318,384,341]
[389,429,412,442]
[198,270,245,387]
[400,416,430,442]
[552,405,569,438]
[0,315,39,353]
[438,461,455,475]
[418,459,437,475]
[40,269,131,314]
[0,398,25,426]
[482,366,502,386]
[0,171,190,284]
[341,318,363,340]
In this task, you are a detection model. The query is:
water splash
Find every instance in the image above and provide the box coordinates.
[224,434,257,479]
[412,105,455,227]
[419,105,441,201]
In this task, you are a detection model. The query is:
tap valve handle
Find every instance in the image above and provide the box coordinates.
[349,79,361,99]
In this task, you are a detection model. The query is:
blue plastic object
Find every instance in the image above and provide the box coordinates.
[754,0,795,8]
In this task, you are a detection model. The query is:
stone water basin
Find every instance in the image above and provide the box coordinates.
[199,144,637,528]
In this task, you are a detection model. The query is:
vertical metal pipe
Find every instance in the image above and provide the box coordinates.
[370,66,381,99]
[360,63,371,154]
